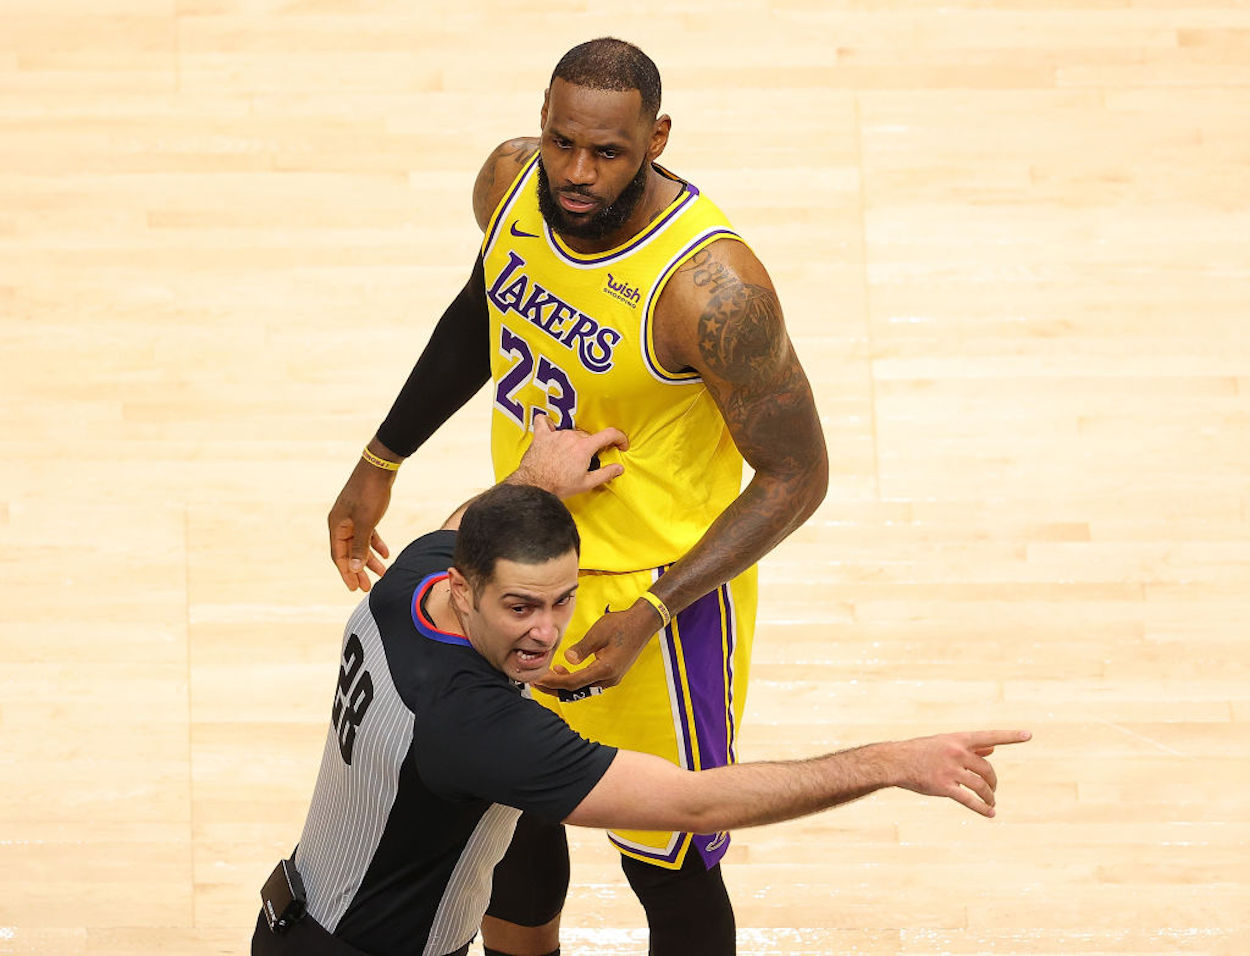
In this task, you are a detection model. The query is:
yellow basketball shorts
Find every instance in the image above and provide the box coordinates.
[536,564,758,870]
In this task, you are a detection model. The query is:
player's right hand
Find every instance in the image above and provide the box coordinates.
[328,453,397,592]
[889,730,1032,817]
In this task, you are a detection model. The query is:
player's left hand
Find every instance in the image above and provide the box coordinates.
[532,601,660,693]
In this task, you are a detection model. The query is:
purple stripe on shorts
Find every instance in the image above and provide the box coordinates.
[673,585,733,772]
[722,582,738,764]
[672,584,736,868]
[662,622,697,771]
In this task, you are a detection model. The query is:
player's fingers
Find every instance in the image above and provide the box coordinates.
[364,553,387,579]
[972,746,996,757]
[559,659,620,690]
[347,524,377,574]
[370,529,390,560]
[529,665,568,695]
[333,553,358,588]
[330,521,361,591]
[330,518,351,561]
[532,411,554,434]
[532,665,595,692]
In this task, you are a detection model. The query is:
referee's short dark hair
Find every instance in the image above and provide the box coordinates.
[551,38,662,120]
[454,484,580,599]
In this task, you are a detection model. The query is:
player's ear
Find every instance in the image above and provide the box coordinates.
[647,114,671,162]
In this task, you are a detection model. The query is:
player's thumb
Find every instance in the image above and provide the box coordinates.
[564,619,611,664]
[348,526,372,572]
[563,636,595,666]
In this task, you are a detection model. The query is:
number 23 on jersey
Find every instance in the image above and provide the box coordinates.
[494,325,578,430]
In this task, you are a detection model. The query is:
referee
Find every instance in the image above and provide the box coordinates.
[253,417,1029,956]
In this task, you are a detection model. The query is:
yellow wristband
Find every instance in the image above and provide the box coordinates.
[361,447,401,472]
[637,590,672,629]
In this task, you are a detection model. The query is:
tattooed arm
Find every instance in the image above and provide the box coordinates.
[647,240,828,611]
[473,137,540,231]
[536,239,827,690]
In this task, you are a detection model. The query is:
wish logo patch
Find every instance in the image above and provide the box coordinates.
[603,273,641,307]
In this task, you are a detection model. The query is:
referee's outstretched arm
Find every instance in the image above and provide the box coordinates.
[565,729,1031,833]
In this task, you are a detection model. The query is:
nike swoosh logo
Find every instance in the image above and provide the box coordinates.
[510,220,539,239]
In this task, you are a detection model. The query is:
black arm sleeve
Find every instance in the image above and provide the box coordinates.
[375,253,491,458]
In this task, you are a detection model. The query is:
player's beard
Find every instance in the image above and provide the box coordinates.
[536,155,651,243]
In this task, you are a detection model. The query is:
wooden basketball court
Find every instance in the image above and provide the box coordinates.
[2,1,1248,953]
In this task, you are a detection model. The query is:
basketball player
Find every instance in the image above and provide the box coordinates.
[267,421,1029,956]
[327,38,829,955]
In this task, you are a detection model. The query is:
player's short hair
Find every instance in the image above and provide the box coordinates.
[453,484,580,598]
[550,37,662,120]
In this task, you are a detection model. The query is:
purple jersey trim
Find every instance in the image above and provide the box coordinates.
[639,227,742,384]
[482,153,541,259]
[545,185,696,268]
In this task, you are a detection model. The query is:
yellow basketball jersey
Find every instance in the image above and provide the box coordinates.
[482,154,745,572]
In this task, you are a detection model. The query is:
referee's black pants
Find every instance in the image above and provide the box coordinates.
[251,911,470,956]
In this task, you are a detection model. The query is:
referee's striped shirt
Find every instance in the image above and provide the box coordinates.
[292,530,615,956]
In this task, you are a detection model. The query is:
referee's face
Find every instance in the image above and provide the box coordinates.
[454,549,580,683]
